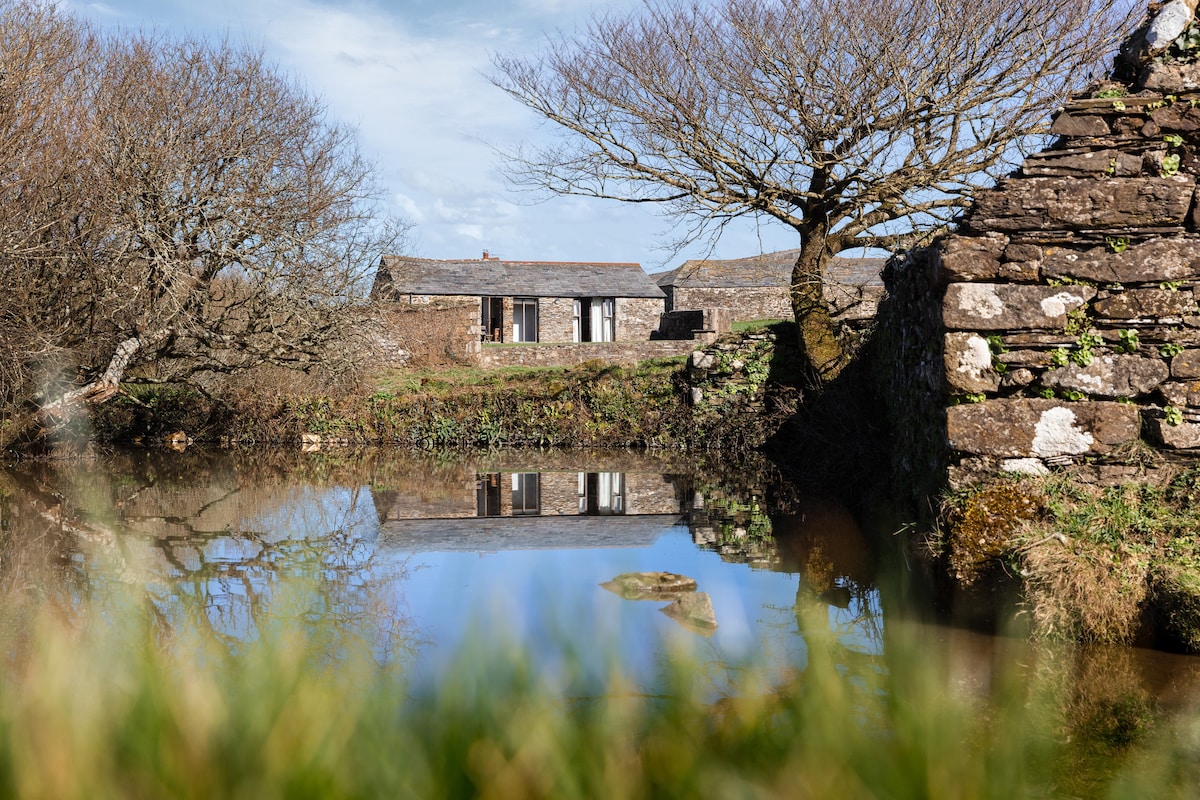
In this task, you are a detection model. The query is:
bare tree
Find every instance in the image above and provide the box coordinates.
[492,0,1133,385]
[0,1,405,448]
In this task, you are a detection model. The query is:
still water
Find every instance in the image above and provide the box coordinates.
[0,448,879,688]
[3,446,1200,707]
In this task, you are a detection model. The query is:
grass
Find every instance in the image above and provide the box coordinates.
[0,575,1196,798]
[731,318,788,333]
[936,466,1200,646]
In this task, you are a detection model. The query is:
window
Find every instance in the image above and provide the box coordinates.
[481,297,504,342]
[573,297,616,342]
[511,473,540,516]
[577,472,625,515]
[476,473,502,516]
[513,297,538,343]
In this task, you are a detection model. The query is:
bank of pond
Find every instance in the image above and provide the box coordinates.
[0,446,1198,796]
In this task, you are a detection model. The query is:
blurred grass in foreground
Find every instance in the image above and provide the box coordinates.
[0,584,1196,799]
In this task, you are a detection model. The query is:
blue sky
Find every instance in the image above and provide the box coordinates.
[63,0,799,271]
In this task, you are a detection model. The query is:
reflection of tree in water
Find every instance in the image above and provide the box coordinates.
[0,450,418,662]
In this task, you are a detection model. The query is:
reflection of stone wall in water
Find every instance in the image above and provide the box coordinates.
[687,483,782,571]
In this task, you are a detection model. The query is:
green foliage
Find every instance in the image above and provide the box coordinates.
[1105,235,1129,254]
[1160,280,1182,292]
[1094,87,1126,99]
[1064,308,1092,336]
[1165,405,1184,427]
[1160,343,1184,359]
[1165,22,1200,62]
[1115,329,1140,354]
[1050,348,1070,368]
[1164,133,1184,148]
[1161,153,1182,177]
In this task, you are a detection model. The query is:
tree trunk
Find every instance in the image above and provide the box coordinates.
[791,237,846,388]
[2,328,174,449]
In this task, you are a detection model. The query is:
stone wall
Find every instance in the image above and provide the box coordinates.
[670,287,793,321]
[883,24,1200,486]
[480,339,700,368]
[656,308,732,340]
[617,297,668,340]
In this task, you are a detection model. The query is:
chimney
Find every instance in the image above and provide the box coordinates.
[482,250,488,260]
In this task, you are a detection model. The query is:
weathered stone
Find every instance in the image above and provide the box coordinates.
[1001,368,1036,388]
[1022,148,1140,178]
[935,234,1007,281]
[947,399,1141,458]
[1142,61,1200,92]
[659,591,717,634]
[997,260,1041,282]
[944,333,1000,393]
[1049,113,1111,137]
[600,571,699,601]
[1000,458,1050,476]
[1041,355,1169,398]
[1094,288,1199,320]
[970,177,1195,232]
[1151,103,1200,132]
[1042,238,1200,284]
[1002,333,1076,347]
[1149,418,1200,449]
[1004,243,1043,262]
[999,349,1054,367]
[1145,0,1196,52]
[1171,348,1200,378]
[943,283,1095,331]
[1159,381,1200,406]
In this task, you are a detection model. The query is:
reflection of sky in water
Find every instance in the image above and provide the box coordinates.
[89,473,883,692]
[380,526,869,691]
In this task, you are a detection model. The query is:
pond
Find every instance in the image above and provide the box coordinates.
[3,445,1200,794]
[0,447,880,693]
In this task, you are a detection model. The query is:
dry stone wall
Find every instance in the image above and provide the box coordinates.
[882,6,1200,489]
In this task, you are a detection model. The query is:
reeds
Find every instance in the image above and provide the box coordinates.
[0,584,1195,799]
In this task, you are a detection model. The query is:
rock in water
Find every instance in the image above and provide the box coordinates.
[600,571,699,600]
[660,591,718,636]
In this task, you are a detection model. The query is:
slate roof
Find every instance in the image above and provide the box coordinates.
[375,255,666,299]
[655,249,887,289]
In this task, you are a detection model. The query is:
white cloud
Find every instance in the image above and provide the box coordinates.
[61,0,804,268]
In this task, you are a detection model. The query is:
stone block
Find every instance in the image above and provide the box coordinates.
[1042,238,1200,284]
[1149,417,1200,448]
[970,176,1195,232]
[1150,103,1200,132]
[935,234,1007,281]
[947,399,1141,458]
[1094,288,1198,320]
[944,332,1001,394]
[1022,149,1141,178]
[1171,348,1200,378]
[943,283,1095,331]
[1159,381,1200,406]
[1049,113,1111,137]
[1040,354,1169,398]
[1142,61,1200,92]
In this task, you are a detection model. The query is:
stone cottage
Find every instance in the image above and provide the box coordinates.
[373,252,667,344]
[655,249,889,323]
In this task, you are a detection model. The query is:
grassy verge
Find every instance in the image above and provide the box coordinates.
[0,581,1195,798]
[933,465,1200,649]
[89,338,799,452]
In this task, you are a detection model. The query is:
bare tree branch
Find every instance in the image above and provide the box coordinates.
[492,0,1134,383]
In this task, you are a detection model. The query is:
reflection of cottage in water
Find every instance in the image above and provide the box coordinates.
[372,463,689,553]
[474,471,628,517]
